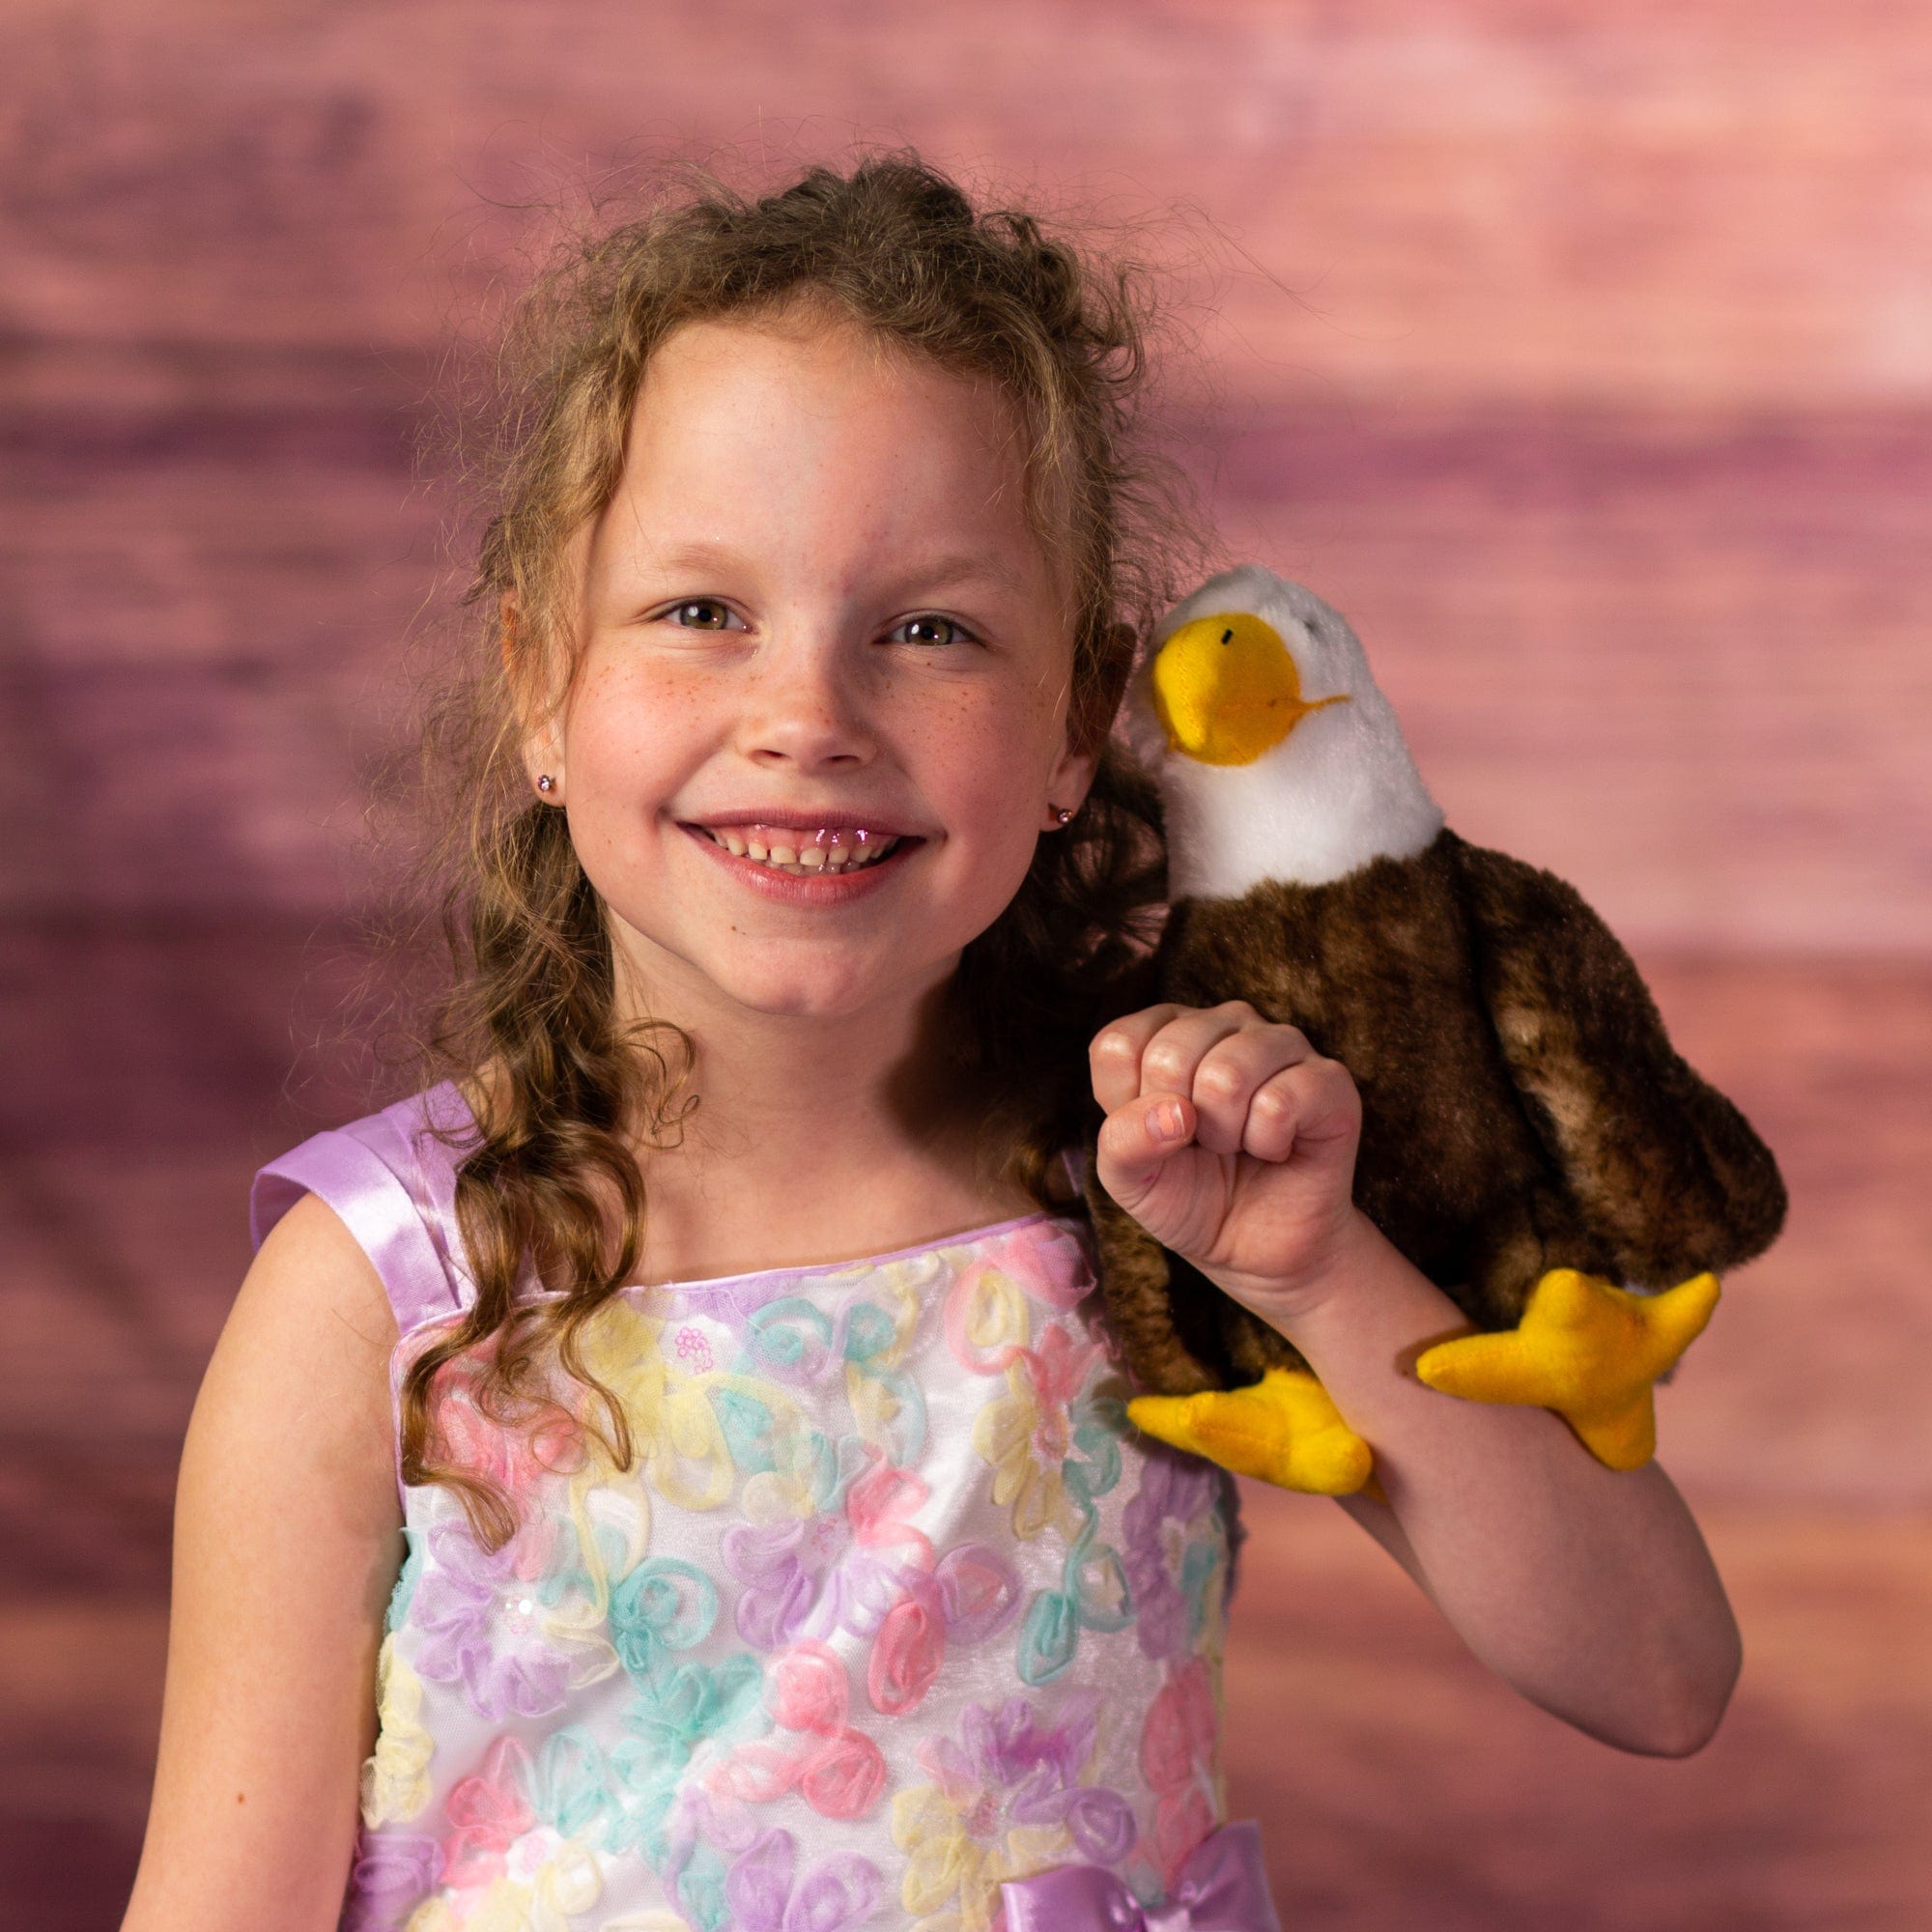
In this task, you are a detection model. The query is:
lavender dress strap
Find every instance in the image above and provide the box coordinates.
[248,1083,477,1342]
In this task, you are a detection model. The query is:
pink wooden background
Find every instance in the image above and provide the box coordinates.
[3,3,1927,1926]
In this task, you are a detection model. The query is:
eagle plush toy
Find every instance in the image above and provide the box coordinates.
[1085,565,1788,1493]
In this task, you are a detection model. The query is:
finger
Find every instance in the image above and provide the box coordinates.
[1189,1023,1319,1156]
[1094,1089,1199,1211]
[1089,1005,1185,1115]
[1244,1058,1362,1169]
[1130,1002,1265,1120]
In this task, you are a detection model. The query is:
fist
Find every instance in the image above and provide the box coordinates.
[1089,1000,1366,1323]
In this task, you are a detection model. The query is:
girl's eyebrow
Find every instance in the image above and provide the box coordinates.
[646,539,1026,602]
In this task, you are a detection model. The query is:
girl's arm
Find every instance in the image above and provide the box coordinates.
[121,1192,406,1932]
[1091,1002,1742,1760]
[1280,1210,1740,1757]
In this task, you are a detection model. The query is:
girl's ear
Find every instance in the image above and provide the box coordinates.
[1044,621,1136,824]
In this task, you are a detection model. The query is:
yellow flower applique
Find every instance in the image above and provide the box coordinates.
[359,1634,434,1826]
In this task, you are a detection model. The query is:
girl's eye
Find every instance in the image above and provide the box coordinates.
[893,613,976,648]
[663,599,745,631]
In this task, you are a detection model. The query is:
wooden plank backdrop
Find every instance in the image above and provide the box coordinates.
[2,3,1927,1927]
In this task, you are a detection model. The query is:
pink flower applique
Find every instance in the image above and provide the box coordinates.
[440,1734,536,1889]
[1140,1656,1221,1889]
[703,1640,889,1824]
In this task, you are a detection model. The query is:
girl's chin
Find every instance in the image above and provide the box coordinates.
[692,960,926,1023]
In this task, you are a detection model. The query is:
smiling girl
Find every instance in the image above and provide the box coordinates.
[123,155,1740,1932]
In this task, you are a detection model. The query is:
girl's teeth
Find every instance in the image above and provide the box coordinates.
[702,826,901,874]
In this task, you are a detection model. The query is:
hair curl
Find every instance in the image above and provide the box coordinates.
[384,148,1221,1547]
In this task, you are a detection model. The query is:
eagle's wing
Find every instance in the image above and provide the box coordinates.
[1455,835,1787,1283]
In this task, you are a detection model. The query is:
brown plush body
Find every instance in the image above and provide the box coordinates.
[1086,826,1789,1396]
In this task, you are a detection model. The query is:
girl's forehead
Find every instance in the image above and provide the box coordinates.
[631,311,1025,469]
[601,311,1071,588]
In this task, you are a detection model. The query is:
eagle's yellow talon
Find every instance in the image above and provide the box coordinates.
[1127,1366,1375,1494]
[1413,1267,1721,1470]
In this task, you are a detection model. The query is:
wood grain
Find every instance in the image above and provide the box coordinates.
[6,0,1927,1924]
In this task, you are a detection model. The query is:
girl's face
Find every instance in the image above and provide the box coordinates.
[525,305,1100,1032]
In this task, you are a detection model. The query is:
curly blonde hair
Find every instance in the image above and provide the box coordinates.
[385,149,1220,1547]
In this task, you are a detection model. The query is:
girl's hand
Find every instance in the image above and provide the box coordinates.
[1089,1000,1367,1329]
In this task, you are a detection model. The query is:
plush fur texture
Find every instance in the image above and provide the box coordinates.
[1089,572,1789,1400]
[1121,566,1446,896]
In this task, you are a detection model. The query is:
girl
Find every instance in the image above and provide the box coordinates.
[123,155,1741,1932]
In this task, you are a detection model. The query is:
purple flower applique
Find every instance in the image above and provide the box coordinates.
[721,1477,917,1653]
[923,1690,1136,1864]
[725,1824,882,1932]
[408,1516,573,1721]
[1122,1449,1224,1662]
[338,1831,442,1932]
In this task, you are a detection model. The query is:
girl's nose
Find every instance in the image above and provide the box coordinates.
[734,634,876,768]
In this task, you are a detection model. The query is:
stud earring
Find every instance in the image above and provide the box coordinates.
[1051,805,1073,825]
[536,774,557,795]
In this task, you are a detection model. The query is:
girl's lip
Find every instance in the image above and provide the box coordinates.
[678,821,923,903]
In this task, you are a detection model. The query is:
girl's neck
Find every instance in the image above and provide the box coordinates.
[466,976,1048,1286]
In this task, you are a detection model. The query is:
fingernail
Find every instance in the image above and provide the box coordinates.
[1149,1098,1185,1141]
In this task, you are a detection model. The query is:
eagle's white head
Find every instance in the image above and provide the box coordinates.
[1122,565,1444,900]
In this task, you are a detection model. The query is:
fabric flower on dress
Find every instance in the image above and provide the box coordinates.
[385,1525,426,1634]
[973,1323,1121,1543]
[570,1297,738,1512]
[974,1322,1133,1687]
[1121,1451,1228,1663]
[1139,1657,1222,1890]
[359,1634,435,1827]
[407,1828,604,1932]
[406,1333,585,1542]
[337,1831,441,1932]
[892,1691,1137,1932]
[607,1654,766,1862]
[439,1734,535,1889]
[408,1516,575,1722]
[563,1556,767,1866]
[704,1640,889,1825]
[723,1825,882,1932]
[722,1485,910,1654]
[1013,1513,1134,1689]
[609,1557,721,1686]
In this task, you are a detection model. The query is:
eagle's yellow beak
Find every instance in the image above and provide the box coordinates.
[1150,611,1348,766]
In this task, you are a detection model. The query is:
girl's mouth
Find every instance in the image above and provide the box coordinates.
[677,821,925,897]
[688,823,907,875]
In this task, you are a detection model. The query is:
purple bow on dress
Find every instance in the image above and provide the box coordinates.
[1000,1821,1282,1932]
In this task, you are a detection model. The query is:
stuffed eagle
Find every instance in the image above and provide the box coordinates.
[1085,565,1787,1493]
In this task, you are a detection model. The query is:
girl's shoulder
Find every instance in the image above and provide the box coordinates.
[249,1079,482,1344]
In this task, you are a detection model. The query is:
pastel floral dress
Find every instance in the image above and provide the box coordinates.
[251,1082,1242,1932]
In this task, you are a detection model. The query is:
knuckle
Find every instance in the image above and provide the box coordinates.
[1251,1084,1293,1121]
[1197,1059,1246,1100]
[1142,1043,1188,1087]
